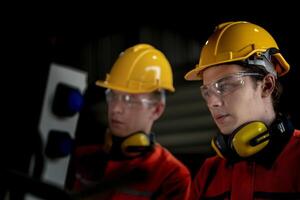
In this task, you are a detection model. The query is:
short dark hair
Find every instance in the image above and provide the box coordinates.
[238,63,282,112]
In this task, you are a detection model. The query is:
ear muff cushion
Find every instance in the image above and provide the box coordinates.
[232,121,270,157]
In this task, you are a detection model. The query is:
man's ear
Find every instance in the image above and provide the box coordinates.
[152,102,165,121]
[261,74,276,98]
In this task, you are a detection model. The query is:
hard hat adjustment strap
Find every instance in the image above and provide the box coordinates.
[244,48,278,77]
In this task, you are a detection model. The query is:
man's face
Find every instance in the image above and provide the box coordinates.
[202,64,266,135]
[106,89,163,137]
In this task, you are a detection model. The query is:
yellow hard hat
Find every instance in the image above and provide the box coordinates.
[96,44,175,93]
[185,21,290,80]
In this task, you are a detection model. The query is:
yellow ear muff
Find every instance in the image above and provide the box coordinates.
[121,132,151,157]
[232,122,270,157]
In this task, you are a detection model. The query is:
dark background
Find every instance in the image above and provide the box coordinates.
[2,2,299,198]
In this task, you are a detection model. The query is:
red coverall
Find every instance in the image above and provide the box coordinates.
[70,144,191,200]
[191,130,300,200]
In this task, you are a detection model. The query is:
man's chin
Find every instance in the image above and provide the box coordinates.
[110,129,128,137]
[218,126,234,135]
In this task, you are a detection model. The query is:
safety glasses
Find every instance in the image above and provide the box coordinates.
[200,72,263,101]
[105,89,156,108]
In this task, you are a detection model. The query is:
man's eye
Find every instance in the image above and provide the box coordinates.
[216,82,230,93]
[124,95,131,102]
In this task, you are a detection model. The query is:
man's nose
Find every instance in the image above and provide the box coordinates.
[206,92,223,108]
[109,97,126,113]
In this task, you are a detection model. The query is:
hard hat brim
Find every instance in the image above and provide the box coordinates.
[95,80,175,94]
[184,65,202,81]
[185,52,291,81]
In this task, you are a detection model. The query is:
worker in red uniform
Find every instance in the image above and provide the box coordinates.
[68,44,191,199]
[185,21,300,199]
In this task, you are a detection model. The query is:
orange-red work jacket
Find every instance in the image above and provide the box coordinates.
[71,144,191,200]
[191,130,300,200]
